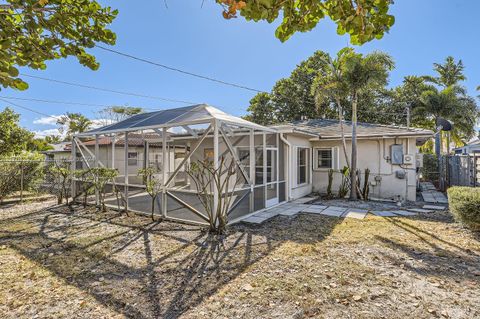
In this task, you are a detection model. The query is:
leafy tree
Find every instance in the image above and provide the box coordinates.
[27,138,54,152]
[57,112,92,140]
[73,169,95,208]
[88,167,118,212]
[0,107,34,155]
[48,159,71,204]
[138,167,162,221]
[245,50,337,123]
[0,0,117,90]
[217,0,395,44]
[243,93,276,125]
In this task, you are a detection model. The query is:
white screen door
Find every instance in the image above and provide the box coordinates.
[266,148,279,207]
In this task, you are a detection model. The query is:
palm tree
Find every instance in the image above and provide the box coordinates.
[313,49,394,200]
[57,112,92,140]
[312,48,354,166]
[413,85,478,153]
[342,51,394,200]
[423,56,466,88]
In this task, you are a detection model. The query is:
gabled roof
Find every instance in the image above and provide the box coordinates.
[272,119,433,140]
[78,104,273,136]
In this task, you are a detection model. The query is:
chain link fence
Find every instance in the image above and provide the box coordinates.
[0,157,77,204]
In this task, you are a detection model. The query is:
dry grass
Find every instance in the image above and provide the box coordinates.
[0,200,479,319]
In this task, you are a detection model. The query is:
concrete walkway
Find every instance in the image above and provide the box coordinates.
[419,182,449,204]
[242,196,447,225]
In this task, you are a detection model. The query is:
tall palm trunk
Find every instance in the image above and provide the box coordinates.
[335,98,350,167]
[349,92,358,200]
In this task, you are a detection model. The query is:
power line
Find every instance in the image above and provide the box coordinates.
[0,96,113,108]
[0,96,165,111]
[95,45,265,93]
[19,73,198,105]
[0,97,58,119]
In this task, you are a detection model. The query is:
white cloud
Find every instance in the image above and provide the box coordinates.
[33,115,62,126]
[33,128,65,139]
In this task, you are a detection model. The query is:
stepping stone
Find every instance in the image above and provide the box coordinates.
[278,209,300,216]
[255,211,279,218]
[302,205,327,214]
[292,197,315,204]
[343,209,368,219]
[243,216,267,224]
[423,205,446,210]
[326,206,348,212]
[320,209,345,217]
[391,210,417,216]
[371,211,397,217]
[295,204,313,210]
[408,208,433,213]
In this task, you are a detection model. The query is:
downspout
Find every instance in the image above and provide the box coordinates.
[279,133,292,201]
[375,139,382,199]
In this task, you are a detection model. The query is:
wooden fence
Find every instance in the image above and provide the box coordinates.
[444,155,480,187]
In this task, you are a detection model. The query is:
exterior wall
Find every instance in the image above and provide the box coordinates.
[311,137,418,202]
[286,134,313,200]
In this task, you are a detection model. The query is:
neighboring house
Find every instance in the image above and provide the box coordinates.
[44,134,181,185]
[453,139,480,155]
[272,119,432,202]
[43,142,71,160]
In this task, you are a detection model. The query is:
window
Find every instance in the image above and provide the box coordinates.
[128,152,138,166]
[297,147,309,185]
[316,148,333,169]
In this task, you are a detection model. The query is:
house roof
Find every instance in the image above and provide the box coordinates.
[453,139,480,150]
[80,133,163,147]
[78,104,274,136]
[271,119,433,140]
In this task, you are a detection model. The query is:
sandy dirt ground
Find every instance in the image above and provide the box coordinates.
[1,200,479,319]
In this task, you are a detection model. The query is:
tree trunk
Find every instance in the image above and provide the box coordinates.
[336,98,350,167]
[151,196,156,221]
[349,92,358,200]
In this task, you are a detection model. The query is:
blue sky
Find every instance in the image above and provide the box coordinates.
[3,0,480,137]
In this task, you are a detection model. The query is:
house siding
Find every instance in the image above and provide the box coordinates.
[311,137,418,202]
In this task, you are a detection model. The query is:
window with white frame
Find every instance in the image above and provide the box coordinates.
[315,148,333,169]
[313,147,338,170]
[296,147,309,185]
[128,152,138,166]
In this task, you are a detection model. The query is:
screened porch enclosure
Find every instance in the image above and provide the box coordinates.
[71,104,286,225]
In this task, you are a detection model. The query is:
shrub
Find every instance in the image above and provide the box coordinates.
[447,187,480,231]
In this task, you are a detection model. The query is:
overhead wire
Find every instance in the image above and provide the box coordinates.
[95,45,265,93]
[19,73,197,105]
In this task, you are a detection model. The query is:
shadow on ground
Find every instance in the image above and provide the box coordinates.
[374,216,480,283]
[0,203,342,318]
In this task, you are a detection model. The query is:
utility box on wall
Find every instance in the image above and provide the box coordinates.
[390,144,404,165]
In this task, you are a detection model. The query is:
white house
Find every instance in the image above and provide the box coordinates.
[453,139,480,155]
[70,104,433,225]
